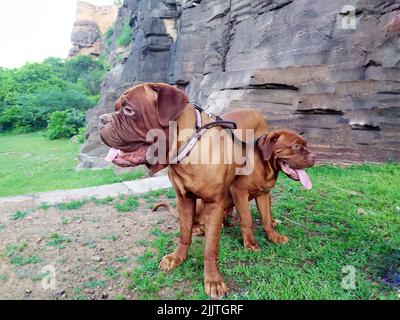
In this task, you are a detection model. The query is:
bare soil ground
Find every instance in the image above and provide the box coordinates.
[0,197,178,300]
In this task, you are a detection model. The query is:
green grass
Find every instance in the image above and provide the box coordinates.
[105,267,120,279]
[92,196,114,205]
[46,233,70,250]
[114,195,139,212]
[102,234,120,242]
[0,132,146,197]
[114,256,129,263]
[10,211,28,220]
[85,278,106,289]
[127,163,400,300]
[57,200,87,211]
[4,242,42,267]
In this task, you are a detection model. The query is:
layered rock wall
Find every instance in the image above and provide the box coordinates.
[69,1,119,58]
[79,0,400,168]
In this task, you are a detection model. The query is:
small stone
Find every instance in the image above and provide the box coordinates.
[25,289,31,296]
[101,292,109,299]
[357,208,366,215]
[167,225,173,229]
[108,287,113,291]
[56,290,65,295]
[36,237,42,244]
[274,219,283,225]
[91,256,102,262]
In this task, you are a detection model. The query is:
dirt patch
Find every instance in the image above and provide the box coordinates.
[0,197,178,300]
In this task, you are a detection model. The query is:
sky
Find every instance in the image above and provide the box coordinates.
[0,0,115,68]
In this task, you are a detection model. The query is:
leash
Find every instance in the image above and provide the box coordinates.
[171,103,238,163]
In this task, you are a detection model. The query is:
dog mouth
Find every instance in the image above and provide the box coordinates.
[278,160,312,190]
[104,145,148,167]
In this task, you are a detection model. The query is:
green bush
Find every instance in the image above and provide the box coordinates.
[76,127,88,144]
[105,27,113,40]
[0,107,22,131]
[46,110,85,140]
[116,21,132,47]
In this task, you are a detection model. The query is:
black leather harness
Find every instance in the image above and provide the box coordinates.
[171,103,238,163]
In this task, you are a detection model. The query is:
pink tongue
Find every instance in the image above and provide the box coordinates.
[295,169,312,190]
[105,148,120,162]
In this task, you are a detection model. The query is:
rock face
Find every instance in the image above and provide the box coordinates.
[79,0,400,168]
[69,1,119,58]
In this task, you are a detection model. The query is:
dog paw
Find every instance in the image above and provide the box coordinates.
[159,253,184,271]
[267,231,289,244]
[204,278,229,299]
[244,240,261,251]
[192,224,205,236]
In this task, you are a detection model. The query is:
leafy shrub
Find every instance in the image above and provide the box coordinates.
[105,27,113,39]
[0,107,22,131]
[116,20,132,47]
[45,110,85,140]
[76,127,88,144]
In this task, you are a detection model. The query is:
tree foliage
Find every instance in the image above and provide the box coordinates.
[0,56,107,136]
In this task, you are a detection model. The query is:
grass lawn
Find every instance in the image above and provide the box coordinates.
[129,163,400,299]
[0,132,146,197]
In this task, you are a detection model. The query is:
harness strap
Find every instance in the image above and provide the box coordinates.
[171,105,237,164]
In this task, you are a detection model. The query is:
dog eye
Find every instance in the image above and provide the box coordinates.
[123,108,136,117]
[292,144,301,150]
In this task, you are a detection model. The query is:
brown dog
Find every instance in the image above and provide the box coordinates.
[99,83,267,299]
[192,112,316,249]
[228,128,315,250]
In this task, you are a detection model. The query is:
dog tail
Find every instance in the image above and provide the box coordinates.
[152,202,179,219]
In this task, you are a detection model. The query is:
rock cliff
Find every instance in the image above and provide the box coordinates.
[69,1,119,58]
[79,0,400,168]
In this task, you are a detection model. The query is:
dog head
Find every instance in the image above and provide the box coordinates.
[257,129,316,189]
[99,83,189,171]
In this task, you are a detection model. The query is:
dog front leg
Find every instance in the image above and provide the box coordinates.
[159,193,195,271]
[255,193,288,244]
[230,187,260,251]
[202,200,228,299]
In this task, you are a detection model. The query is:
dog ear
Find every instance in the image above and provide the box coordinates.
[257,132,279,161]
[148,83,189,127]
[115,96,126,112]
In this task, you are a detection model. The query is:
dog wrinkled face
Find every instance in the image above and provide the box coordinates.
[99,83,189,171]
[258,129,316,189]
[99,85,155,167]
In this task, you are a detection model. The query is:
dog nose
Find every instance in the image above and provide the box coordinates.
[309,153,316,162]
[100,114,109,125]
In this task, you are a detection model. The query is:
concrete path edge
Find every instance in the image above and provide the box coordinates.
[0,176,172,206]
